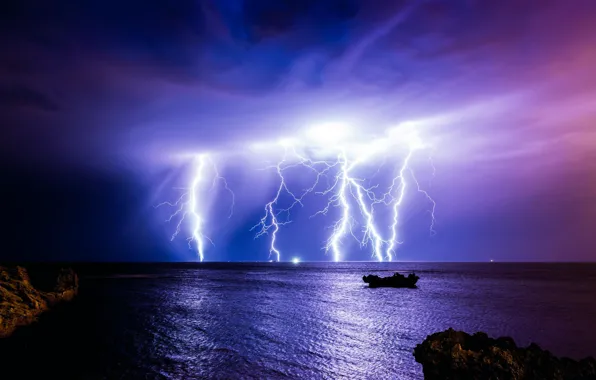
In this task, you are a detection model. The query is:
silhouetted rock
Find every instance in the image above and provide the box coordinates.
[362,272,419,288]
[413,328,596,380]
[46,268,79,303]
[0,266,79,337]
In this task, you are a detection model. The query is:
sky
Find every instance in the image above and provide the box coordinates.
[1,0,596,262]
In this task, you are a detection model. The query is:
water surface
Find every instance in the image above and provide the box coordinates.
[3,262,596,379]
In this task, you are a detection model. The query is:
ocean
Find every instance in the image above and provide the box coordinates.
[2,262,596,379]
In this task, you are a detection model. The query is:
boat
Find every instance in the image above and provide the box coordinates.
[362,272,419,288]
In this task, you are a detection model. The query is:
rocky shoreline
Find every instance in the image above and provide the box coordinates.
[414,328,596,380]
[0,266,78,338]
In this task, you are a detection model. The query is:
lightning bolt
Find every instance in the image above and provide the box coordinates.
[162,124,437,262]
[256,131,437,262]
[251,143,334,261]
[250,152,289,262]
[313,149,387,262]
[326,150,353,262]
[386,133,436,260]
[157,153,235,261]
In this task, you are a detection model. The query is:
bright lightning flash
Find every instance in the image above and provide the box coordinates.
[251,140,337,261]
[254,125,437,262]
[157,154,235,261]
[161,123,436,262]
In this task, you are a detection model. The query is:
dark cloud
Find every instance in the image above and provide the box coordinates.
[241,0,359,41]
[1,0,594,166]
[0,84,59,111]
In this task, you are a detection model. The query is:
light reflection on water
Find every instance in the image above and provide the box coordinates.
[80,262,596,379]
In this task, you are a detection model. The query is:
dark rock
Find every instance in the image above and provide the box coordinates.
[47,268,79,304]
[0,266,79,337]
[413,328,596,380]
[362,272,419,288]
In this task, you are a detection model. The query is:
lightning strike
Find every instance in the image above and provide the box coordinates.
[251,143,332,262]
[188,154,208,261]
[384,132,437,260]
[321,150,353,262]
[157,153,235,261]
[385,145,416,261]
[162,123,436,262]
[262,129,436,262]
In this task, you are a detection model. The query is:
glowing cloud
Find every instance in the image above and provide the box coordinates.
[305,122,352,145]
[250,124,436,262]
[162,123,436,262]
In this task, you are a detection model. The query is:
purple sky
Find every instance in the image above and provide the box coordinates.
[1,0,596,261]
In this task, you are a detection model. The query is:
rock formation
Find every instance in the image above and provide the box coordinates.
[362,272,419,288]
[414,328,596,380]
[0,266,78,337]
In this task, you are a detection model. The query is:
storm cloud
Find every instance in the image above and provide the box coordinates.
[1,0,595,261]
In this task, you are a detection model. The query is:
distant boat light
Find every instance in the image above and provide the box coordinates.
[292,257,301,264]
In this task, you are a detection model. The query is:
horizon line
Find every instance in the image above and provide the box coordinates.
[3,260,596,264]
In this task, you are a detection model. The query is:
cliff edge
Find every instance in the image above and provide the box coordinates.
[0,266,78,337]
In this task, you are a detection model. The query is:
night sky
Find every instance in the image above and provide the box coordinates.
[2,0,596,262]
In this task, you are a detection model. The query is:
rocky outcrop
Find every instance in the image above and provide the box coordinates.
[363,272,419,288]
[0,266,78,337]
[413,328,596,380]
